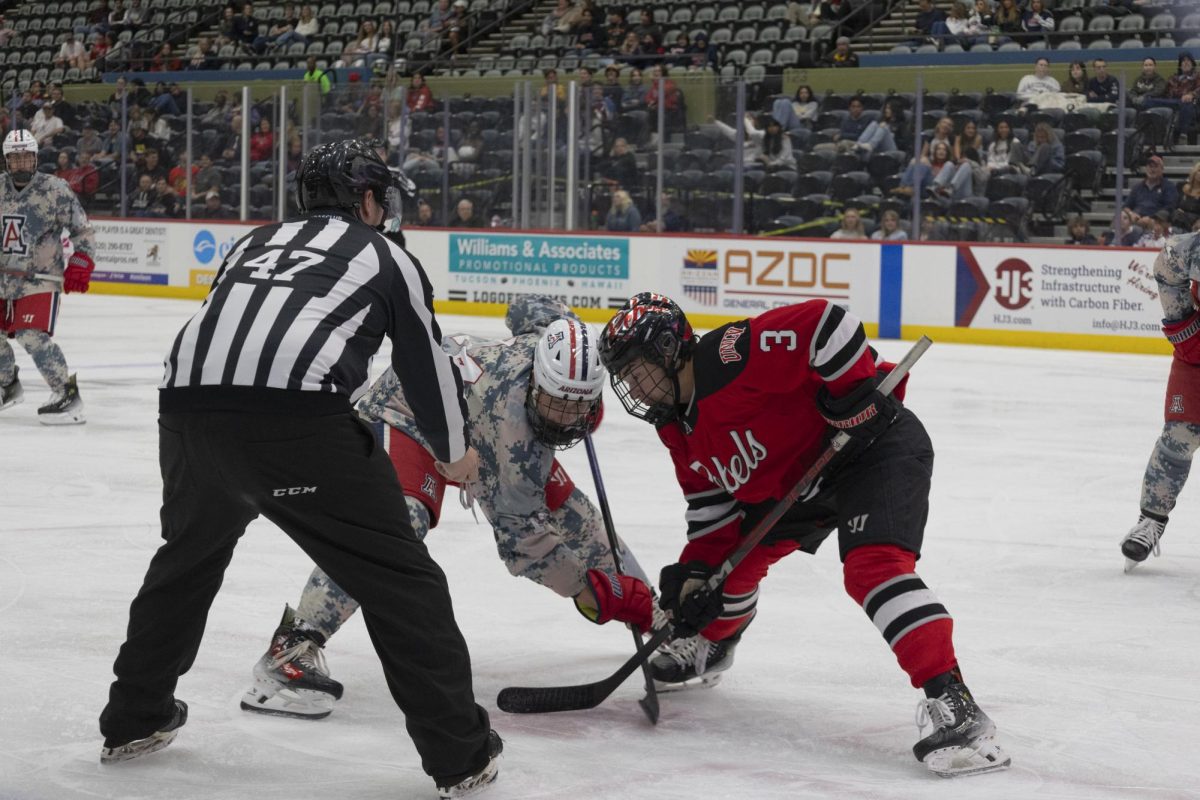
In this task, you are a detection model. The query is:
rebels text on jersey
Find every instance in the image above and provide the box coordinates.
[659,301,898,566]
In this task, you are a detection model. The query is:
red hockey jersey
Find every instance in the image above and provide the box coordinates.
[658,301,897,567]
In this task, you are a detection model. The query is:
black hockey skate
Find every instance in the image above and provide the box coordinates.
[651,634,737,692]
[0,366,23,411]
[241,606,344,719]
[914,682,1010,778]
[100,699,188,764]
[1121,513,1166,573]
[37,373,84,425]
[436,729,503,799]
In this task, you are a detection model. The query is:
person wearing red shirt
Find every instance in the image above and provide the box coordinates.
[249,118,274,162]
[406,71,435,112]
[598,292,1010,778]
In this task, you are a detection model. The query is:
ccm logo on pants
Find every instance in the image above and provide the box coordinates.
[273,486,318,496]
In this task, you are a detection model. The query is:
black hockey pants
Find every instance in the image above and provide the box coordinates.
[99,409,492,783]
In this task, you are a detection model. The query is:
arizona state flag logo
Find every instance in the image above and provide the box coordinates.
[682,249,718,306]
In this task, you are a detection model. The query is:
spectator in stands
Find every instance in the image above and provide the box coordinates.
[404,72,433,111]
[667,33,691,68]
[219,6,237,40]
[77,1,109,36]
[1125,154,1179,219]
[601,66,623,105]
[834,96,871,148]
[78,127,103,165]
[450,198,483,228]
[338,20,381,67]
[1063,60,1088,94]
[830,207,867,239]
[894,140,953,197]
[920,115,956,162]
[1016,57,1060,102]
[125,0,146,31]
[47,84,76,130]
[604,8,627,51]
[988,0,1018,36]
[931,2,965,44]
[640,193,689,232]
[855,100,904,156]
[540,68,566,103]
[772,85,819,132]
[1173,162,1200,231]
[617,32,643,66]
[1065,215,1097,245]
[966,0,996,39]
[621,68,647,110]
[458,121,485,163]
[871,209,908,240]
[250,119,274,163]
[218,115,242,164]
[645,65,683,130]
[423,0,454,42]
[294,5,320,41]
[107,0,127,35]
[687,32,718,72]
[196,189,233,219]
[1021,0,1055,34]
[130,174,155,216]
[1028,122,1064,176]
[90,33,112,69]
[712,112,796,170]
[99,119,127,165]
[821,36,859,68]
[819,0,852,24]
[56,33,90,71]
[633,9,662,45]
[233,3,260,53]
[573,8,604,52]
[146,107,171,143]
[192,153,221,199]
[1144,53,1199,146]
[601,137,638,187]
[188,36,219,70]
[786,1,822,28]
[985,118,1027,176]
[605,189,642,231]
[932,118,984,200]
[54,151,74,181]
[911,0,946,41]
[1136,210,1172,248]
[414,199,437,226]
[30,102,63,146]
[542,0,578,35]
[150,177,180,219]
[142,149,168,184]
[1102,207,1143,246]
[149,44,181,73]
[262,5,299,50]
[1130,57,1167,108]
[1087,59,1119,104]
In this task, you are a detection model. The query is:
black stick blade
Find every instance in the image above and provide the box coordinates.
[497,683,608,714]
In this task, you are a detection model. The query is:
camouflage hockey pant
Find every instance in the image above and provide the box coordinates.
[1140,421,1200,517]
[295,487,650,640]
[0,330,69,393]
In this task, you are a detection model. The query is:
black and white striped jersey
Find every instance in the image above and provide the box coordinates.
[160,211,469,463]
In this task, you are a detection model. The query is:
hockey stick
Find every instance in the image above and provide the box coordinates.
[0,268,65,284]
[497,335,933,715]
[582,432,660,725]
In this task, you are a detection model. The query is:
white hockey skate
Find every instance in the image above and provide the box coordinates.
[914,684,1010,778]
[1121,514,1166,573]
[436,729,502,799]
[0,367,23,411]
[241,606,343,719]
[100,700,188,764]
[37,373,85,425]
[650,634,737,692]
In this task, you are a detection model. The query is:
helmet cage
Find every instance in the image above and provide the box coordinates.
[525,383,602,450]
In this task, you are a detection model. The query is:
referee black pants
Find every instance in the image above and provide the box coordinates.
[99,410,492,783]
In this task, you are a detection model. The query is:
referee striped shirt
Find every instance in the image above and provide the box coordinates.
[160,210,469,463]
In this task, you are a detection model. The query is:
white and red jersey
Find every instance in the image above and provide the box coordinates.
[659,301,901,567]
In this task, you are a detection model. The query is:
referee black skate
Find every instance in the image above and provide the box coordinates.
[98,139,501,799]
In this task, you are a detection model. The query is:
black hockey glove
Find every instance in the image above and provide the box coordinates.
[816,375,900,449]
[659,561,724,639]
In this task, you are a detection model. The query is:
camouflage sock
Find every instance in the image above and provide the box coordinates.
[0,336,15,386]
[14,329,68,394]
[1139,421,1200,517]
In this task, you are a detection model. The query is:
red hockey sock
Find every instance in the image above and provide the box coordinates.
[843,544,958,689]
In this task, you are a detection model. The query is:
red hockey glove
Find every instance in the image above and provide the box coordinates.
[1163,312,1200,365]
[63,252,95,294]
[574,569,654,633]
[659,561,724,638]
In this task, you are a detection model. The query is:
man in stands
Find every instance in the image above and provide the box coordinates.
[1125,155,1180,223]
[1016,57,1060,103]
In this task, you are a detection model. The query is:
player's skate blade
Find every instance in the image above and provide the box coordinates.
[650,634,735,693]
[37,374,84,425]
[100,700,188,763]
[914,684,1010,778]
[240,678,335,719]
[923,737,1011,778]
[1121,513,1165,573]
[0,368,23,411]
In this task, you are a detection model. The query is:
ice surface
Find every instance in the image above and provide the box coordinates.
[3,295,1199,800]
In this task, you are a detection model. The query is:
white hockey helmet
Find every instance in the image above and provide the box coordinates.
[3,129,38,158]
[527,318,605,449]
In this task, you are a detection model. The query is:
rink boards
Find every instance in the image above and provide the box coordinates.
[77,219,1171,354]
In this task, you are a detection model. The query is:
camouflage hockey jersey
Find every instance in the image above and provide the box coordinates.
[1158,232,1200,321]
[357,294,613,596]
[0,172,96,300]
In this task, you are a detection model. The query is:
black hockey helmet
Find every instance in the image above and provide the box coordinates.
[296,138,400,218]
[599,292,696,425]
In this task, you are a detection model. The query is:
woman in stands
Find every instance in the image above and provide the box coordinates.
[621,67,647,110]
[1131,57,1168,108]
[994,0,1022,35]
[1022,0,1055,35]
[919,116,955,163]
[871,209,908,240]
[855,99,905,156]
[984,118,1027,177]
[714,112,796,170]
[894,140,953,197]
[932,118,985,200]
[249,118,274,163]
[771,85,819,132]
[1064,61,1088,94]
[1028,122,1064,175]
[406,72,435,112]
[830,206,867,239]
[1173,163,1200,231]
[605,189,642,231]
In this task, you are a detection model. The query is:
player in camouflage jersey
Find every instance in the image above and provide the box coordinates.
[0,129,96,424]
[1122,232,1200,571]
[241,294,658,719]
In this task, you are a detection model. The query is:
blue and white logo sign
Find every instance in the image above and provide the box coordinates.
[449,234,628,279]
[193,230,217,265]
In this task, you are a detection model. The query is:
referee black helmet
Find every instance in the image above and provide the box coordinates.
[297,138,399,217]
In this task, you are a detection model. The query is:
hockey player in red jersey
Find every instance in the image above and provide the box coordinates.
[597,292,1009,778]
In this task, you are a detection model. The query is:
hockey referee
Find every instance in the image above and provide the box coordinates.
[98,139,502,798]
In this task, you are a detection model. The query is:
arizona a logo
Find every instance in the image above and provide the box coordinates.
[2,214,28,255]
[1169,394,1185,415]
